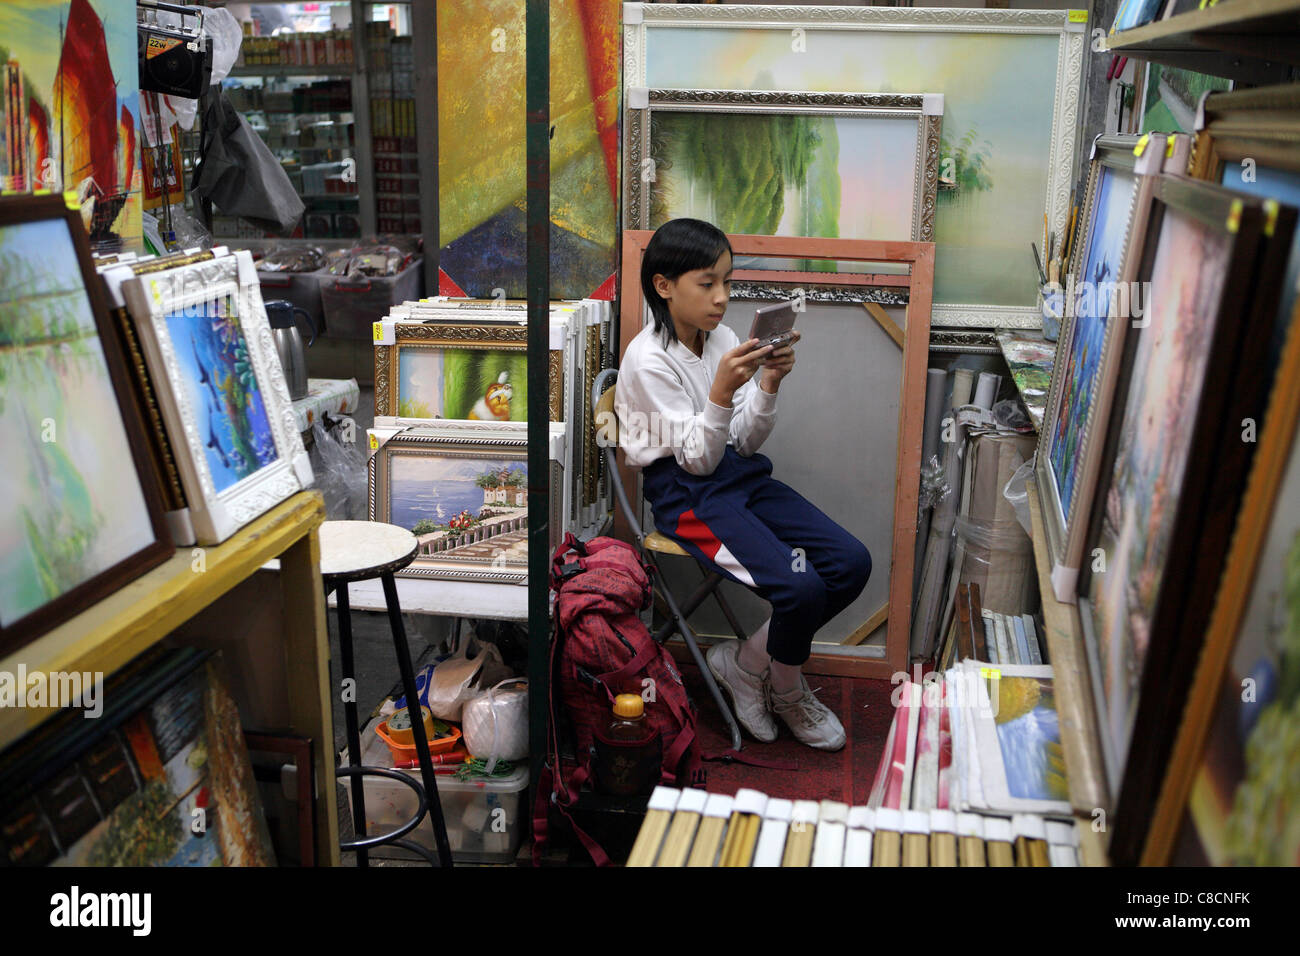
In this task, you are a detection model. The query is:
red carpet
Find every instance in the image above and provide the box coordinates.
[679,661,898,804]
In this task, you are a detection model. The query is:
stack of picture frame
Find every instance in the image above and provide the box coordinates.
[1,195,313,657]
[1034,93,1300,864]
[367,296,612,583]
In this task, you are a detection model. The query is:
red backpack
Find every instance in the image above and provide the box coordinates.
[533,534,700,865]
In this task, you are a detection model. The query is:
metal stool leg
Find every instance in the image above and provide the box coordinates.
[335,583,369,868]
[381,573,454,868]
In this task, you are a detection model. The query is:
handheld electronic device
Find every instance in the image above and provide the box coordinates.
[749,300,798,358]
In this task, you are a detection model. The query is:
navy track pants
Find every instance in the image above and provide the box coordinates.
[642,447,872,666]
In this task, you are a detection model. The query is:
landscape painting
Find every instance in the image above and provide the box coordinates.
[993,675,1069,804]
[0,0,142,251]
[397,346,529,422]
[165,297,278,494]
[0,215,156,631]
[388,451,529,570]
[1048,163,1138,521]
[649,109,921,242]
[1085,206,1230,774]
[643,22,1067,311]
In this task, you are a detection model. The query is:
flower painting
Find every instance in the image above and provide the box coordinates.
[0,215,157,631]
[166,298,278,494]
[1086,206,1230,773]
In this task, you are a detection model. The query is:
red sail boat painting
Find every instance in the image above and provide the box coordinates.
[0,0,141,250]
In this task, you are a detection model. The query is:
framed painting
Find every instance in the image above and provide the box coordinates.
[1036,135,1156,604]
[624,3,1087,329]
[0,194,173,655]
[1143,279,1300,866]
[624,88,943,246]
[105,250,313,545]
[1075,175,1296,863]
[618,230,935,680]
[368,423,563,584]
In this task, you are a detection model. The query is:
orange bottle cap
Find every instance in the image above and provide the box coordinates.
[613,694,644,718]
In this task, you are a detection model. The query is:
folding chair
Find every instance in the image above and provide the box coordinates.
[592,368,746,752]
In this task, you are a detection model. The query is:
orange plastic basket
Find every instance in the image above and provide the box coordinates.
[375,717,463,765]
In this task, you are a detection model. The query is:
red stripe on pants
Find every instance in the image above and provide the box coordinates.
[673,509,722,563]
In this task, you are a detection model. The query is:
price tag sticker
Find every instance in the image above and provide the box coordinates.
[1264,199,1279,238]
[371,319,395,346]
[33,187,50,197]
[372,321,383,343]
[150,280,163,305]
[368,432,379,451]
[1165,137,1176,158]
[1068,9,1088,22]
[980,667,1002,680]
[1226,199,1243,234]
[1133,133,1151,157]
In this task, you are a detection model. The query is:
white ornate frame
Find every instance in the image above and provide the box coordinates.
[112,250,313,544]
[623,2,1088,329]
[624,88,943,245]
[368,422,563,584]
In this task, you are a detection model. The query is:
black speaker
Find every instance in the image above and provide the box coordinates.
[138,28,212,100]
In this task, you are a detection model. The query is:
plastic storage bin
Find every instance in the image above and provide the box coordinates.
[320,256,423,340]
[344,725,528,863]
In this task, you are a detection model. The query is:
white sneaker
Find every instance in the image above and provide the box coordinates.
[771,677,846,751]
[706,641,778,743]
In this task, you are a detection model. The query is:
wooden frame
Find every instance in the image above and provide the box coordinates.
[623,3,1088,329]
[368,423,564,584]
[1074,175,1294,864]
[1036,135,1156,605]
[0,195,174,656]
[1143,86,1300,866]
[105,250,313,545]
[244,732,316,867]
[624,88,943,244]
[618,230,934,680]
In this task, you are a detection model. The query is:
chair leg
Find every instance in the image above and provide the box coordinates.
[335,583,369,868]
[381,573,454,868]
[648,559,743,753]
[711,586,749,642]
[652,571,726,644]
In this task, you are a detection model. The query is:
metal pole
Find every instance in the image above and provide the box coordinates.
[525,0,551,803]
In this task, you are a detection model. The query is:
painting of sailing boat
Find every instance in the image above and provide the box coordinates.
[0,200,169,645]
[0,0,142,251]
[166,297,279,494]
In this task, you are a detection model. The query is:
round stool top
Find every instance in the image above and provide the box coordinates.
[319,521,419,582]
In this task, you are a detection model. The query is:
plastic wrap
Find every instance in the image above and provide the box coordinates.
[163,204,213,250]
[1002,456,1036,537]
[462,679,529,771]
[308,419,366,520]
[917,452,952,513]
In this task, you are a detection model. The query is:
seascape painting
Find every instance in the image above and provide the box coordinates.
[389,453,529,566]
[437,0,619,299]
[1086,206,1231,773]
[0,217,154,629]
[1178,418,1300,866]
[649,109,920,242]
[396,346,529,421]
[643,26,1063,308]
[1049,164,1138,520]
[0,0,142,251]
[166,298,278,494]
[993,676,1069,803]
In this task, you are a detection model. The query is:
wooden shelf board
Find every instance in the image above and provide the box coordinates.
[0,492,326,747]
[1026,480,1112,832]
[1105,0,1300,78]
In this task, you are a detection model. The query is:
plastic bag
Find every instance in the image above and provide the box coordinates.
[1003,455,1036,537]
[308,419,367,519]
[427,638,513,721]
[462,679,528,770]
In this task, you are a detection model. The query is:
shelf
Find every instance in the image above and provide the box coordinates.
[1104,0,1300,82]
[231,63,355,77]
[1026,480,1111,864]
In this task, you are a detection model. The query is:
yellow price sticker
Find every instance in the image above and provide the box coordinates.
[1134,133,1150,157]
[372,321,384,343]
[150,280,163,305]
[980,667,1002,680]
[63,190,80,210]
[368,433,379,451]
[1166,137,1176,159]
[33,187,50,197]
[1264,199,1279,238]
[1068,9,1088,22]
[1226,199,1243,234]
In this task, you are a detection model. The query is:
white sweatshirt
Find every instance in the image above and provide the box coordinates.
[616,322,778,475]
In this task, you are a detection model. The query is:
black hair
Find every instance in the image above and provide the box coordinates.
[640,218,732,345]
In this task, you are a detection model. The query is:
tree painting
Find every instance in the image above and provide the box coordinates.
[938,127,994,209]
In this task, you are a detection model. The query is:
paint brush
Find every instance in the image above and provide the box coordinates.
[1031,242,1047,285]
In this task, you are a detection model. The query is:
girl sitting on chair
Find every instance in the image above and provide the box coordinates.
[616,218,872,751]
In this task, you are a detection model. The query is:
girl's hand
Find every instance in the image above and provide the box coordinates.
[760,330,800,393]
[710,338,773,407]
